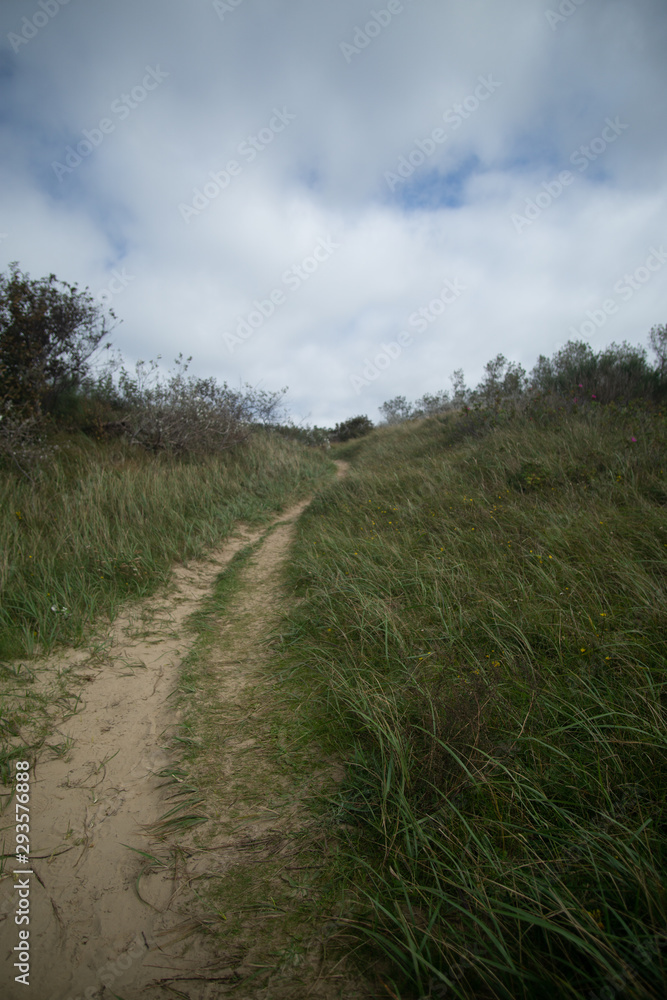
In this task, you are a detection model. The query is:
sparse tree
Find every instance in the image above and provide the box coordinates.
[378,395,413,424]
[449,368,469,408]
[473,353,527,406]
[413,389,451,417]
[110,355,285,454]
[0,262,116,417]
[529,341,597,396]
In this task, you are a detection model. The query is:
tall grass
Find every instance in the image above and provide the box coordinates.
[0,429,331,659]
[273,402,667,998]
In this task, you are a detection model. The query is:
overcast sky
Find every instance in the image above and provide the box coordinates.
[1,0,666,426]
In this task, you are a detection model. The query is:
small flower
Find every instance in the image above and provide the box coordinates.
[631,436,637,442]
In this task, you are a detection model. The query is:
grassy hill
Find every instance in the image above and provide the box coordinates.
[1,378,666,997]
[272,400,667,998]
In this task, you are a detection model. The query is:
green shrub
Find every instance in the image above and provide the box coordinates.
[332,414,374,441]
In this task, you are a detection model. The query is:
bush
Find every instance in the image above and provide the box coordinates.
[469,352,528,408]
[100,354,285,455]
[0,262,115,418]
[332,414,374,442]
[529,338,665,405]
[378,396,414,425]
[377,330,667,439]
[413,389,452,418]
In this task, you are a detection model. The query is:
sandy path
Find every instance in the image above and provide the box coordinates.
[1,462,357,1000]
[0,464,357,1000]
[0,518,264,1000]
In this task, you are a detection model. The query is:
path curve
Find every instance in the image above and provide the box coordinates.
[1,461,359,1000]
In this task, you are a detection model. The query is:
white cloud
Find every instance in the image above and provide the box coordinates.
[0,0,666,426]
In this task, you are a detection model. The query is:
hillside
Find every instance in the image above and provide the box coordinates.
[273,400,667,998]
[1,389,666,998]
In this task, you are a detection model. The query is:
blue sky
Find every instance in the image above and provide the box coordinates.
[0,0,665,426]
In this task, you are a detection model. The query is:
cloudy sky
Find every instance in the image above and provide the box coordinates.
[1,0,666,427]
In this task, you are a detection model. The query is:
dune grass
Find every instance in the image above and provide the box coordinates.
[0,430,332,774]
[0,429,330,661]
[272,402,667,998]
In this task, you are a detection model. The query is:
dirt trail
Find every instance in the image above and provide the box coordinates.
[1,461,363,1000]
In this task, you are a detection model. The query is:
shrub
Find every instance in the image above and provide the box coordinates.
[529,338,664,404]
[0,262,115,419]
[413,389,452,418]
[104,354,285,455]
[378,396,414,425]
[469,352,528,408]
[332,414,374,442]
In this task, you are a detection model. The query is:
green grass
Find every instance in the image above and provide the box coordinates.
[0,429,331,661]
[0,429,332,766]
[271,402,667,998]
[154,531,372,995]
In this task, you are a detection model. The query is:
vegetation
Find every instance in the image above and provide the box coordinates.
[333,414,375,442]
[273,386,667,998]
[265,421,333,448]
[155,531,370,996]
[0,262,334,671]
[265,413,375,447]
[377,328,667,424]
[3,260,667,996]
[80,352,285,454]
[0,430,331,662]
[0,261,116,419]
[0,263,291,478]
